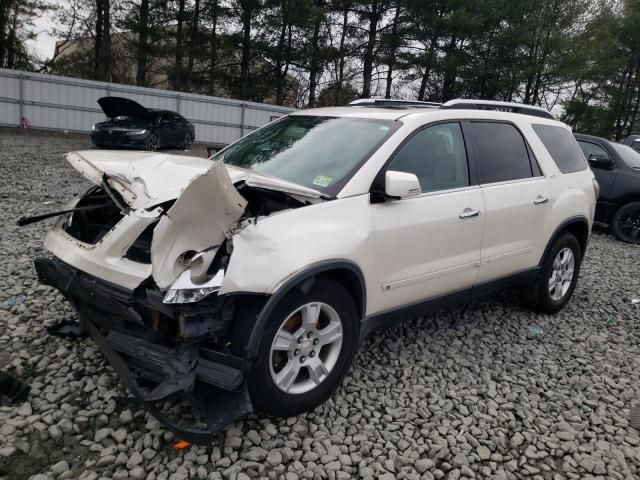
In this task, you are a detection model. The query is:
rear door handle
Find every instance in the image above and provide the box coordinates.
[459,208,481,219]
[534,196,549,205]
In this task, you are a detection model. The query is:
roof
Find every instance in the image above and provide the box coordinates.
[289,105,440,121]
[291,99,557,123]
[574,132,609,143]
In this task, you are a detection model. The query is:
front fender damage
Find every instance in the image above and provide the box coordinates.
[33,152,321,443]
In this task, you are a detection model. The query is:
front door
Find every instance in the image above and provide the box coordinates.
[370,122,485,315]
[576,139,619,222]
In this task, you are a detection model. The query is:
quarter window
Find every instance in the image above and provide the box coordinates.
[468,122,533,184]
[387,123,469,192]
[533,124,587,173]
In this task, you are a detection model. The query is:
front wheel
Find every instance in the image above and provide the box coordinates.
[248,279,359,417]
[521,233,582,314]
[611,201,640,244]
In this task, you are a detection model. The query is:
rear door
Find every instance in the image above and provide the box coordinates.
[466,121,551,284]
[370,122,485,314]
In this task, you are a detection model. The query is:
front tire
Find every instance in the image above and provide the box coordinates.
[521,233,582,314]
[248,279,359,417]
[611,201,640,244]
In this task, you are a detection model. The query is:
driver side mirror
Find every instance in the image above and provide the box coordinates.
[383,170,422,199]
[588,154,614,170]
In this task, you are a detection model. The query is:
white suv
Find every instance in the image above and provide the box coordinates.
[32,99,597,442]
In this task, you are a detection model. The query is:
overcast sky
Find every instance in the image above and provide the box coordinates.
[26,7,60,61]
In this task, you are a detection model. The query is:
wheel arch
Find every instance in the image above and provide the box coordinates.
[539,216,590,265]
[245,260,366,358]
[611,194,640,218]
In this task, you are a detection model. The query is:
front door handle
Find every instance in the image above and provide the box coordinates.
[459,208,481,219]
[534,195,549,205]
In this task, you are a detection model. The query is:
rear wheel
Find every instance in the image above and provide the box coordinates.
[145,132,158,151]
[611,201,640,244]
[248,279,359,417]
[521,233,582,313]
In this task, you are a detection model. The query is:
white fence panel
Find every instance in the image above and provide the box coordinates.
[0,68,294,145]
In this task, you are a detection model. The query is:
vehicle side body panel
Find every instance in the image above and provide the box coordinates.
[575,133,640,225]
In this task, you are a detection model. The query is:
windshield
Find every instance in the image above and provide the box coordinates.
[214,115,398,195]
[610,142,640,169]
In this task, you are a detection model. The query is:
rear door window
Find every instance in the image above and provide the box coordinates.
[576,140,610,161]
[467,122,533,184]
[533,124,587,173]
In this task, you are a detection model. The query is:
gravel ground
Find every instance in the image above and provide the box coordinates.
[1,128,639,480]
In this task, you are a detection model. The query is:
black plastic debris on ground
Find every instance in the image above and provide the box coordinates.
[0,370,30,406]
[46,319,86,338]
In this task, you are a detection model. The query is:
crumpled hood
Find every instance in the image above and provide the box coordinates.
[65,150,326,210]
[64,150,326,288]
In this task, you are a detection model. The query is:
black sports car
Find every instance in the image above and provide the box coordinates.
[574,133,640,244]
[91,97,196,151]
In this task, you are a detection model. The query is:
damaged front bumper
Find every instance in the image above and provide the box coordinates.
[34,257,256,444]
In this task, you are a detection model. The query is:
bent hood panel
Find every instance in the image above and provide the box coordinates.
[66,151,217,209]
[65,150,326,210]
[98,96,153,120]
[151,161,248,288]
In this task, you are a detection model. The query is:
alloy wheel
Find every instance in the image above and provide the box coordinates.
[614,207,640,243]
[548,247,575,301]
[184,132,193,150]
[145,133,158,151]
[269,302,343,395]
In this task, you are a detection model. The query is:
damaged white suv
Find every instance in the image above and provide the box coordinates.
[31,99,597,442]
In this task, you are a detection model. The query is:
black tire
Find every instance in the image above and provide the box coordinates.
[521,232,582,314]
[145,132,158,151]
[611,201,640,244]
[181,132,193,150]
[248,279,359,417]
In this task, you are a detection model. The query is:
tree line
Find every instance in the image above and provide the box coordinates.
[2,0,640,139]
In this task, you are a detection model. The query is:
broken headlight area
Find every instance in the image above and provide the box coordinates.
[163,268,224,304]
[34,256,264,444]
[62,185,127,244]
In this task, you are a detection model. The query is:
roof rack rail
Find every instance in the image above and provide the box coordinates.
[442,99,554,119]
[349,98,443,109]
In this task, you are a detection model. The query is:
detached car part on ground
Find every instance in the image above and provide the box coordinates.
[92,97,195,151]
[575,133,640,244]
[28,100,596,444]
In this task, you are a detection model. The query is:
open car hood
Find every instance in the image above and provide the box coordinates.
[97,96,153,120]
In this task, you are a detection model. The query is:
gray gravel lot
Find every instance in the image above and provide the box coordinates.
[1,128,639,480]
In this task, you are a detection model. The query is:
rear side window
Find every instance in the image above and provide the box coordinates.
[533,124,587,173]
[468,122,533,184]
